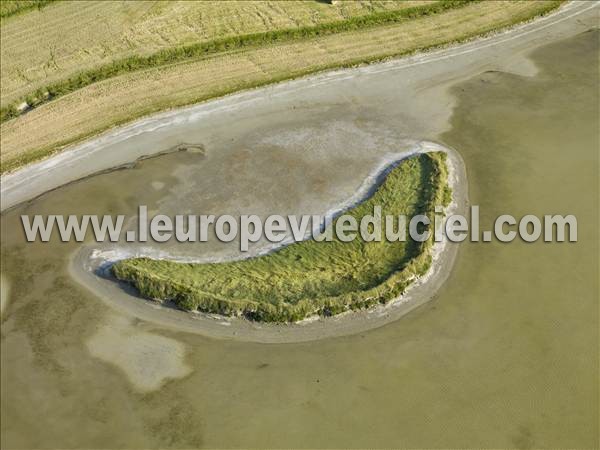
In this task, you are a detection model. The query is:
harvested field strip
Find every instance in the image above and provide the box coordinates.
[0,0,467,121]
[0,1,430,104]
[0,1,562,172]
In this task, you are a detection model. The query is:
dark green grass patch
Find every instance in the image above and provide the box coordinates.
[0,0,55,19]
[112,152,451,322]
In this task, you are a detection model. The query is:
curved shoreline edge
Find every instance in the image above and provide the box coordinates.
[69,141,469,343]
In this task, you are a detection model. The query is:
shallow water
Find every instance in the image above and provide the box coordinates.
[1,30,598,448]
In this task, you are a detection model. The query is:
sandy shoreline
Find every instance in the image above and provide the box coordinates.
[75,140,453,264]
[69,143,468,343]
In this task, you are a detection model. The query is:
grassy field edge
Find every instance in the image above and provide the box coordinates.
[0,0,55,19]
[0,1,563,174]
[0,0,471,123]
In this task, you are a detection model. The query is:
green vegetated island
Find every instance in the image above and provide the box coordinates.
[112,152,451,323]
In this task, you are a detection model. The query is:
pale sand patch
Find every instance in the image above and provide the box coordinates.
[151,181,165,191]
[0,273,9,316]
[86,314,191,392]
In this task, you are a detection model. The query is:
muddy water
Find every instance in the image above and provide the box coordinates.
[1,30,598,448]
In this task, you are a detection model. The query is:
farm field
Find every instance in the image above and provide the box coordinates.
[0,0,561,171]
[0,1,430,107]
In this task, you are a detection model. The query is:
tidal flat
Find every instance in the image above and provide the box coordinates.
[1,26,598,450]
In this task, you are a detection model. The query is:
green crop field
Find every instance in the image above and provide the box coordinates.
[112,152,451,322]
